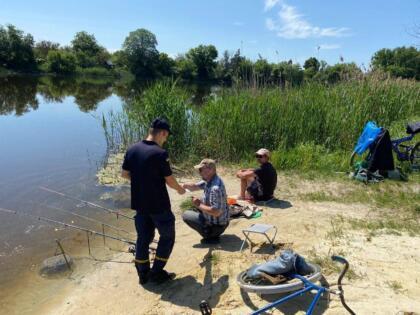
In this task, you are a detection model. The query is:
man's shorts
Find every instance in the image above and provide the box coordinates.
[246,178,263,200]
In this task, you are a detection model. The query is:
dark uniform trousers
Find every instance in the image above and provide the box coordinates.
[134,211,175,274]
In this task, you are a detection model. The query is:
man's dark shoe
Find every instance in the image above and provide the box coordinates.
[139,271,149,285]
[135,264,149,285]
[149,270,176,284]
[200,236,220,244]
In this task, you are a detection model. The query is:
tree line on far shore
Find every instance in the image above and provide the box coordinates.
[1,24,419,84]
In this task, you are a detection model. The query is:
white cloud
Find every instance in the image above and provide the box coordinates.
[318,44,341,50]
[264,0,281,11]
[265,18,276,31]
[233,21,244,26]
[266,3,350,39]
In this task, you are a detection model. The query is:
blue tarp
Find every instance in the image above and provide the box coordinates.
[354,121,382,155]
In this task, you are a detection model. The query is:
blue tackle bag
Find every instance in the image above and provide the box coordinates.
[354,121,382,155]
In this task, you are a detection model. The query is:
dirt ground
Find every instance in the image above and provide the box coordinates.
[27,167,420,314]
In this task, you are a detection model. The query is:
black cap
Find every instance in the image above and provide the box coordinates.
[150,118,172,134]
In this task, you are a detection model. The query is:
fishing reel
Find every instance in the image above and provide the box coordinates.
[128,245,136,255]
[199,300,212,315]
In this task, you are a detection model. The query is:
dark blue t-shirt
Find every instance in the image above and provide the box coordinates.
[122,140,173,213]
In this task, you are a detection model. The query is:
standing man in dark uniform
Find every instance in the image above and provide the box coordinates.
[121,118,185,285]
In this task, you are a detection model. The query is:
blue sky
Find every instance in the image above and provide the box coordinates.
[1,0,419,67]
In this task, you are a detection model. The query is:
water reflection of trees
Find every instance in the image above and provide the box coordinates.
[0,76,115,115]
[0,76,214,116]
[38,76,113,112]
[0,76,39,116]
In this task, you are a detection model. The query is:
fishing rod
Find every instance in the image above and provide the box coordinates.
[39,186,134,221]
[43,204,135,236]
[0,207,136,246]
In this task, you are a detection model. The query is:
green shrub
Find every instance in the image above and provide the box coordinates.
[46,50,77,74]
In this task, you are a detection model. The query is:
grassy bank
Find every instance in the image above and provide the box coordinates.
[102,76,419,171]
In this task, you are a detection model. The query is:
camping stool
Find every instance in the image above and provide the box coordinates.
[240,223,278,252]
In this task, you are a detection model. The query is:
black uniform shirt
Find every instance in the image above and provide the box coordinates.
[122,140,172,213]
[254,162,277,200]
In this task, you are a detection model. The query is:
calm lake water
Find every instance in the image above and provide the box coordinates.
[0,76,139,307]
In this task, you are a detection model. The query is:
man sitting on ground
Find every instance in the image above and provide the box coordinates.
[182,159,229,244]
[236,148,277,202]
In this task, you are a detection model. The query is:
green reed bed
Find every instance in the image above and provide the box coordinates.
[103,77,419,170]
[102,81,193,160]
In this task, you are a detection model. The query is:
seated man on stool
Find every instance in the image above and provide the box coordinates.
[237,148,277,202]
[182,159,229,244]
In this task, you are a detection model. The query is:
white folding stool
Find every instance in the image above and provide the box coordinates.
[240,223,278,252]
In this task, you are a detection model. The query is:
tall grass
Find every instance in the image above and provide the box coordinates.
[102,81,192,160]
[194,76,419,159]
[103,76,419,169]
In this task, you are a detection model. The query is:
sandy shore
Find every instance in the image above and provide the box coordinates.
[8,169,420,315]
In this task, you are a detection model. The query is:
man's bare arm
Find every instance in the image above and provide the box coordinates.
[165,175,186,194]
[182,183,201,191]
[121,170,131,180]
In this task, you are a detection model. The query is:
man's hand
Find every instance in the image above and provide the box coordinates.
[192,196,201,207]
[182,183,194,191]
[165,175,186,194]
[121,170,131,180]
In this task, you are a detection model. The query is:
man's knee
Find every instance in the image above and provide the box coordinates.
[182,209,196,223]
[154,217,175,240]
[138,231,155,245]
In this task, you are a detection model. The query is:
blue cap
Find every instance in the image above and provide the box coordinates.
[150,118,172,134]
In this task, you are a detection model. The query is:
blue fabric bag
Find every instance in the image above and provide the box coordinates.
[246,250,312,278]
[354,121,382,155]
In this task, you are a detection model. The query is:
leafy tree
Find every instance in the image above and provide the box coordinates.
[318,62,362,84]
[74,51,97,68]
[71,31,101,56]
[254,58,272,83]
[34,40,60,63]
[71,31,109,68]
[303,57,320,79]
[275,62,304,87]
[110,50,128,68]
[46,50,77,74]
[156,53,176,77]
[235,57,253,83]
[372,46,420,80]
[175,55,195,81]
[186,44,218,80]
[122,28,159,79]
[0,24,36,71]
[304,57,320,71]
[215,49,248,84]
[216,50,233,83]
